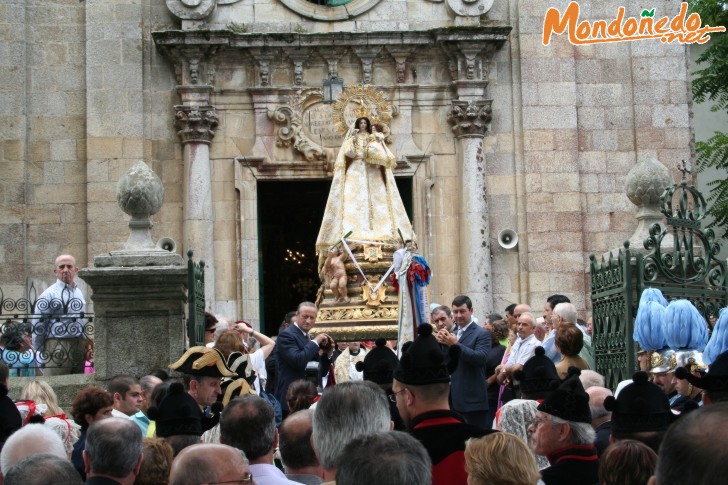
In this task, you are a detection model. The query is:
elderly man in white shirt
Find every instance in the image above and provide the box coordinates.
[495,311,540,386]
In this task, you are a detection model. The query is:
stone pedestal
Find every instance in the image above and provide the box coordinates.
[78,265,187,383]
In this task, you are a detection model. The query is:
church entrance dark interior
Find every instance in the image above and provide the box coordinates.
[257,177,413,335]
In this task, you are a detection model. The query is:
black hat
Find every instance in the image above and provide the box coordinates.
[675,350,728,394]
[169,346,237,378]
[537,367,591,424]
[0,384,22,446]
[603,371,671,433]
[394,324,460,386]
[146,382,201,437]
[147,382,223,437]
[220,378,255,407]
[355,338,399,385]
[513,346,560,399]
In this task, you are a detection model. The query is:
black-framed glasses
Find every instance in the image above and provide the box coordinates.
[209,473,253,484]
[57,264,75,270]
[389,388,407,403]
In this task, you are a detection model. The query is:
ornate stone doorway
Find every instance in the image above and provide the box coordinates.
[256,177,413,334]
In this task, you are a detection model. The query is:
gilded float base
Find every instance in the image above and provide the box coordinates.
[313,243,400,342]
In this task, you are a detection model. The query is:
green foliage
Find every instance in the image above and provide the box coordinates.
[293,24,309,34]
[227,22,248,34]
[690,1,728,239]
[696,132,728,239]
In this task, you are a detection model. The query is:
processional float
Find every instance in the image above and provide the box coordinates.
[311,85,430,349]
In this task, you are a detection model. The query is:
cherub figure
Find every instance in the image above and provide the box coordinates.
[324,247,349,303]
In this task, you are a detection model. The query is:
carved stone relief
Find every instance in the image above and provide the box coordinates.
[158,45,219,85]
[353,47,381,85]
[447,100,492,138]
[386,47,413,84]
[319,47,349,79]
[440,42,491,81]
[175,105,219,144]
[267,90,330,162]
[166,0,244,20]
[286,50,309,86]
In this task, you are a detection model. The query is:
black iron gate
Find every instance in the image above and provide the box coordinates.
[187,249,206,347]
[591,171,727,390]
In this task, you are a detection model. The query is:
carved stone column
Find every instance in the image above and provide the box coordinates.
[176,85,218,307]
[448,99,493,313]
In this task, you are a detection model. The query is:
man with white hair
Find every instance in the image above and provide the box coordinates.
[546,302,595,368]
[495,309,540,386]
[528,369,598,485]
[586,386,612,456]
[579,370,605,390]
[312,381,392,483]
[0,423,67,477]
[4,453,82,485]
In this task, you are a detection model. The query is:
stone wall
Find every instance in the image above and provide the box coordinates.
[1,0,698,326]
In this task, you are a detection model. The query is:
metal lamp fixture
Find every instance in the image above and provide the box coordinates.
[322,76,344,104]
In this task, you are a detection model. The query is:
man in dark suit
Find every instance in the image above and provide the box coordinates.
[274,301,330,406]
[435,295,491,428]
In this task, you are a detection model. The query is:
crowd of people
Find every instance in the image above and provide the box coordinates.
[2,253,728,484]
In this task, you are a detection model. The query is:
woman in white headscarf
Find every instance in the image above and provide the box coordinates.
[496,399,550,470]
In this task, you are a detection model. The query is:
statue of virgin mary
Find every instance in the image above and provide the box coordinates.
[315,116,414,256]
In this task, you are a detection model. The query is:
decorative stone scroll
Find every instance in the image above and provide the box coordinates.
[165,0,243,20]
[166,0,216,20]
[447,100,492,138]
[267,90,329,161]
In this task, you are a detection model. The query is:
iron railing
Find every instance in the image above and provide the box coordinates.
[0,283,93,376]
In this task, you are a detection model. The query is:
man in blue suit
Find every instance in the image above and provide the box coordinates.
[274,302,331,408]
[435,295,491,429]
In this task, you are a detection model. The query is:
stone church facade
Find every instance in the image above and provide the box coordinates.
[1,0,695,327]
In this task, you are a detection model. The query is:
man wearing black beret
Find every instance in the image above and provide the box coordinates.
[393,323,495,485]
[528,367,598,485]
